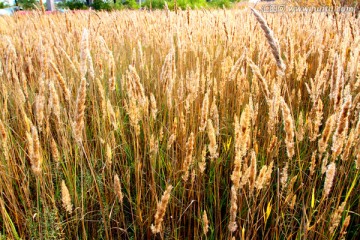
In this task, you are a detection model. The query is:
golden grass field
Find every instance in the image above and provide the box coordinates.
[0,7,359,239]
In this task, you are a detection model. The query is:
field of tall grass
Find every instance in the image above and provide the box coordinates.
[0,7,359,239]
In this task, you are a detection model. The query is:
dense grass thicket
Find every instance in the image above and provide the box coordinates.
[0,8,360,239]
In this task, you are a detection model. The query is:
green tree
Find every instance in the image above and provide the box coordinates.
[17,0,37,9]
[92,0,112,10]
[0,2,9,9]
[58,0,88,10]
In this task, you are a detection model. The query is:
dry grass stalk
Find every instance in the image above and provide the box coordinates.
[190,170,196,184]
[0,119,7,140]
[202,211,209,235]
[339,215,351,238]
[309,99,323,142]
[151,185,173,234]
[228,55,245,81]
[61,180,73,214]
[0,119,8,160]
[329,201,346,234]
[286,175,297,197]
[240,158,250,189]
[296,111,305,141]
[280,162,289,190]
[49,61,71,104]
[95,78,106,119]
[332,93,352,159]
[106,99,118,130]
[309,151,317,176]
[0,59,3,78]
[160,48,175,86]
[199,91,210,132]
[35,79,45,130]
[114,174,123,204]
[248,149,257,191]
[59,47,78,75]
[105,143,112,168]
[167,118,178,150]
[248,59,270,98]
[161,49,175,110]
[231,106,251,189]
[321,153,329,175]
[124,66,147,136]
[149,134,159,155]
[332,56,345,111]
[73,78,87,143]
[150,93,158,120]
[125,97,141,137]
[255,161,273,190]
[87,51,95,81]
[48,81,61,124]
[341,129,355,161]
[108,53,116,91]
[289,194,297,210]
[167,134,176,150]
[97,36,115,88]
[207,119,218,159]
[354,114,360,141]
[182,132,195,181]
[268,83,281,135]
[250,8,286,74]
[50,138,60,165]
[323,162,336,197]
[249,95,258,128]
[179,110,187,137]
[13,79,26,107]
[267,135,279,157]
[20,108,31,133]
[20,72,29,99]
[210,97,220,135]
[27,126,42,176]
[318,114,336,155]
[199,146,207,174]
[280,97,295,159]
[228,185,238,233]
[127,65,146,103]
[80,28,89,79]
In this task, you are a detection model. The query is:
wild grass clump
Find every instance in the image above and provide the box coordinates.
[0,8,359,239]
